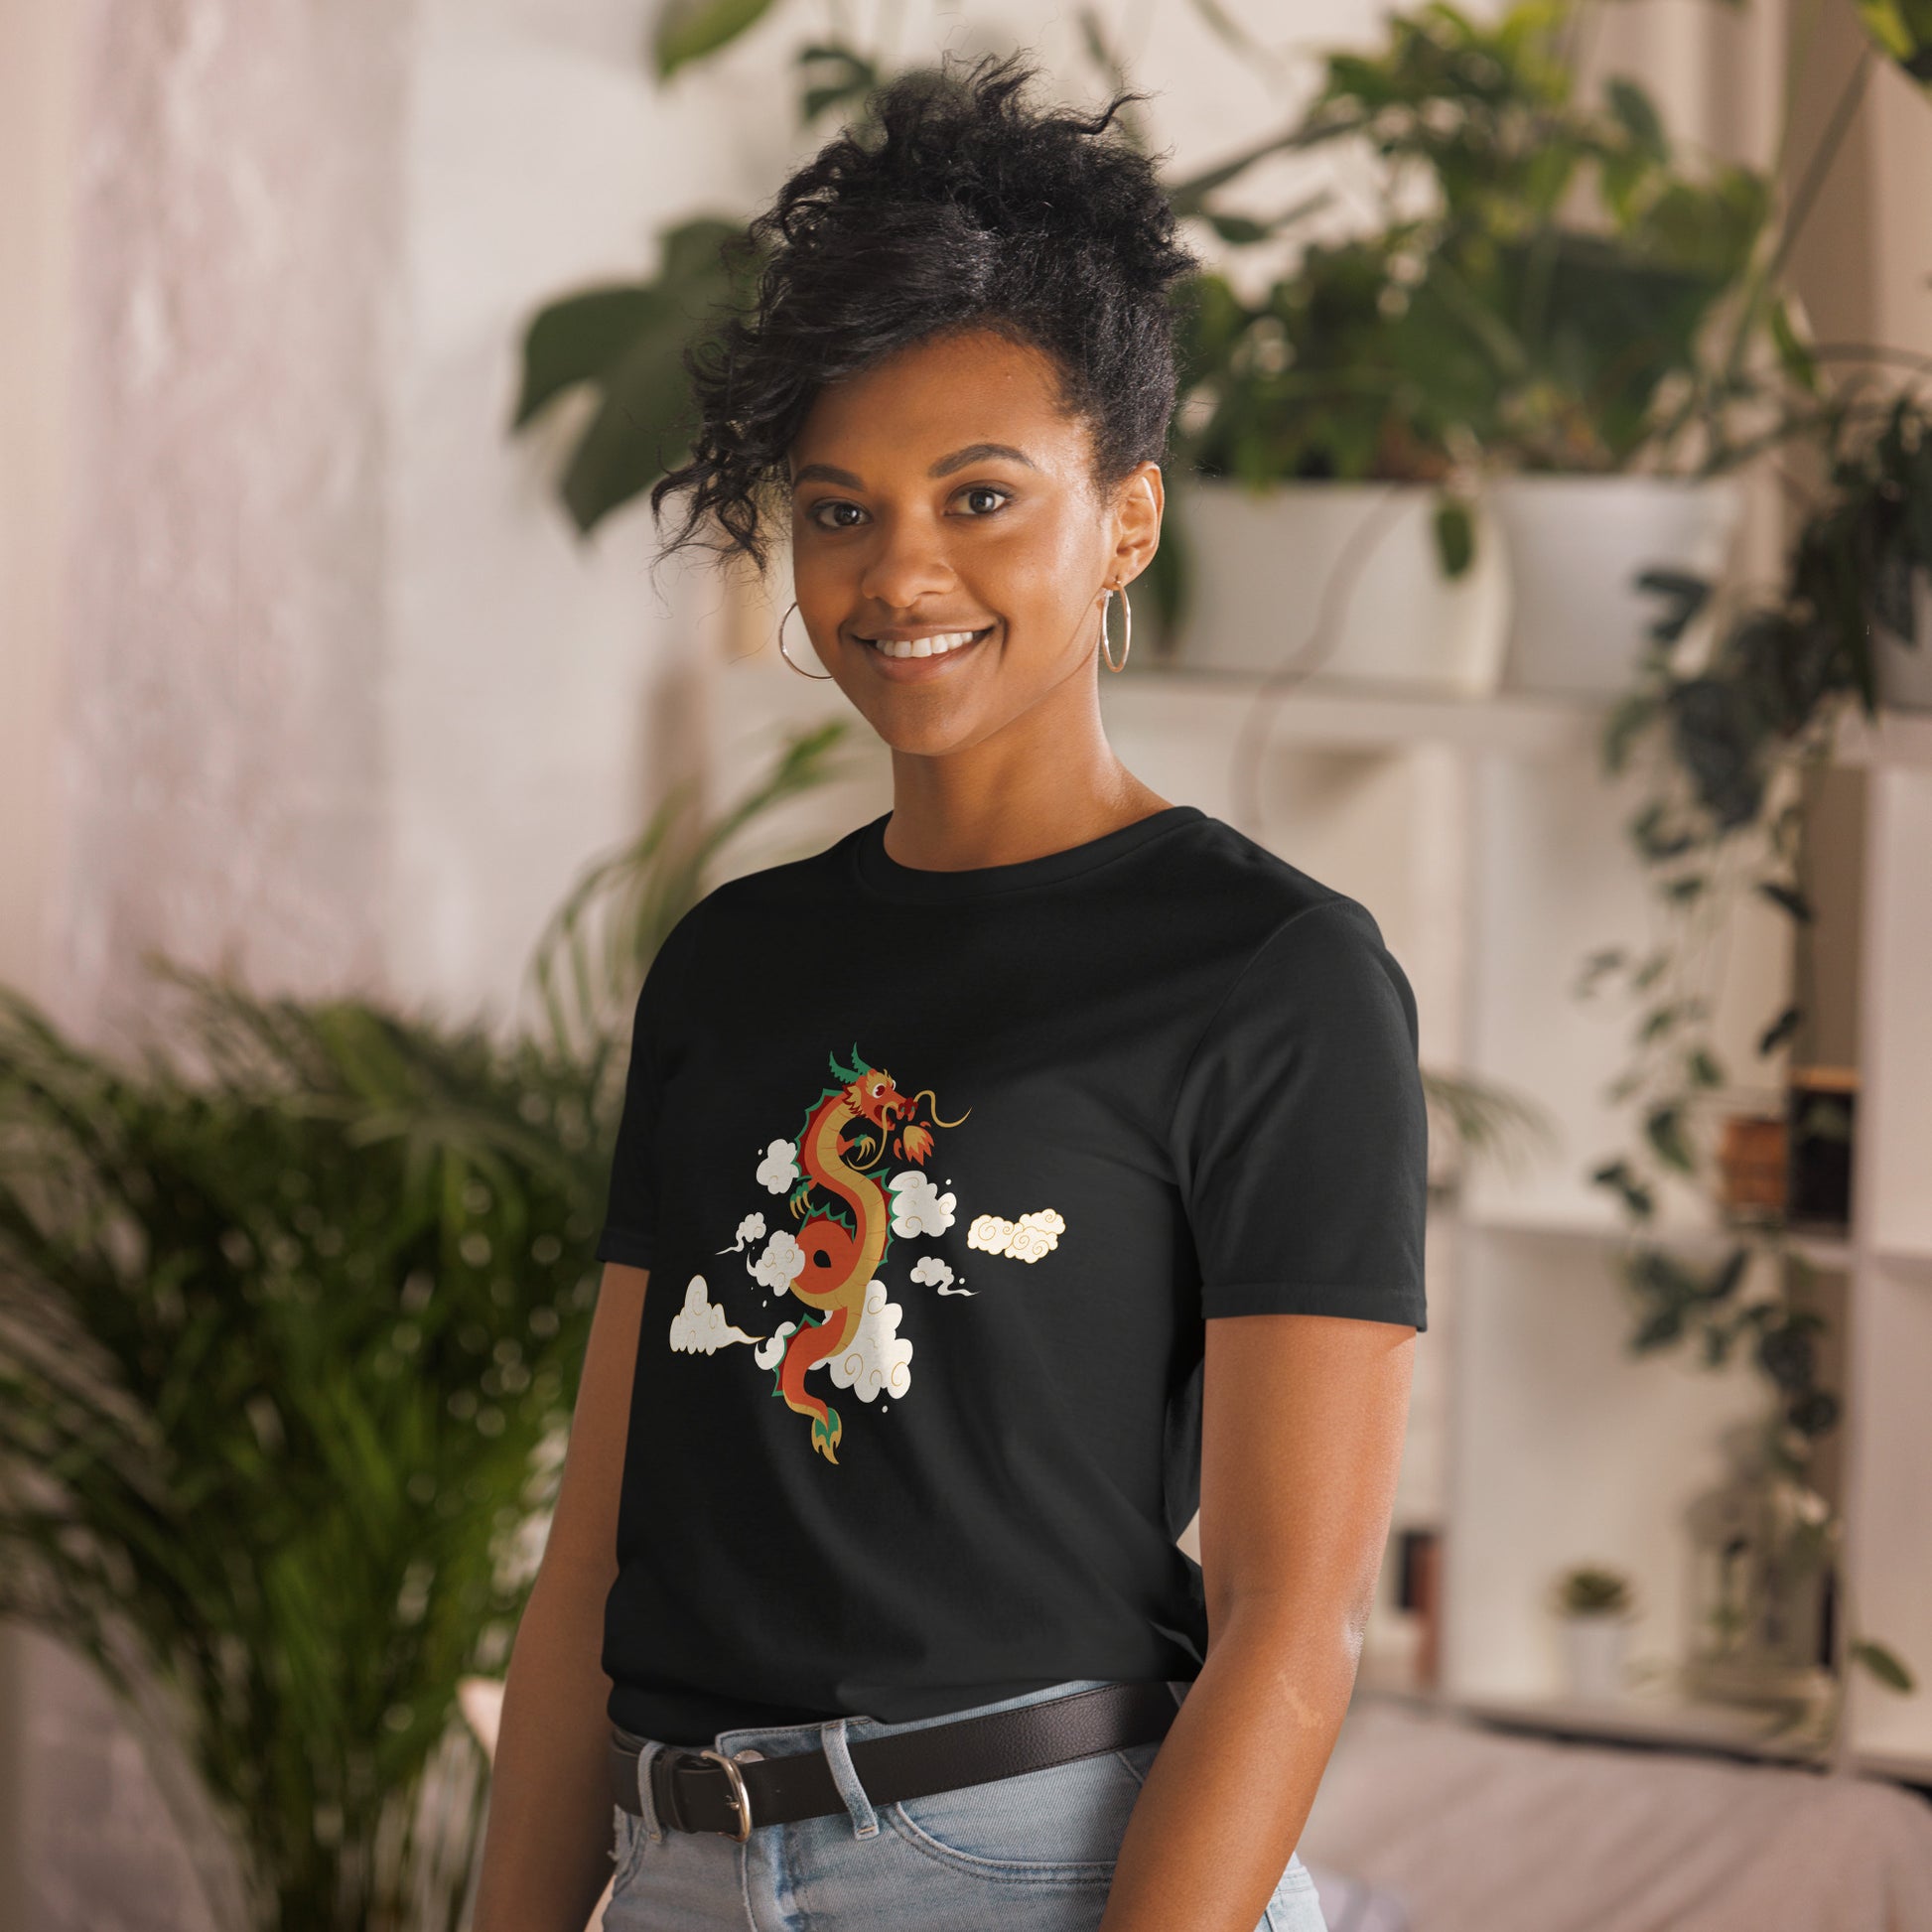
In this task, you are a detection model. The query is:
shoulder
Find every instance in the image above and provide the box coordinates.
[683,819,867,922]
[1153,818,1415,1059]
[644,820,865,977]
[1168,813,1398,970]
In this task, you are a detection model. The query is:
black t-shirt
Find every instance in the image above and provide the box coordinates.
[593,803,1428,1746]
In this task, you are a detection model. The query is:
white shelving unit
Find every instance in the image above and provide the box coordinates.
[696,620,1932,1785]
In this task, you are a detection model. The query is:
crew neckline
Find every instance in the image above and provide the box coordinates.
[849,804,1207,902]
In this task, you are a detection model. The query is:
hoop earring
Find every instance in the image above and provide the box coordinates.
[776,600,834,679]
[1098,582,1132,673]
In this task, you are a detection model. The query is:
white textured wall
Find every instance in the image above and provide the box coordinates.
[54,0,408,1043]
[0,0,83,1914]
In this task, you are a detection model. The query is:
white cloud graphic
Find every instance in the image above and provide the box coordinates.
[890,1171,956,1237]
[753,1320,797,1371]
[667,1276,763,1354]
[909,1253,977,1298]
[753,1228,808,1293]
[967,1207,1065,1264]
[720,1212,766,1252]
[826,1280,913,1402]
[750,1287,912,1399]
[757,1140,799,1194]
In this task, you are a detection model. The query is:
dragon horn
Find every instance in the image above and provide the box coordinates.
[827,1043,873,1083]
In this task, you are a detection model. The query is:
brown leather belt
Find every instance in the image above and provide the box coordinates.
[610,1681,1179,1841]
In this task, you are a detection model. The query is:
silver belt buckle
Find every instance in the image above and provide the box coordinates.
[696,1747,754,1840]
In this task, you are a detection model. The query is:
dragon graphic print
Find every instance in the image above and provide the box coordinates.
[664,1044,1066,1462]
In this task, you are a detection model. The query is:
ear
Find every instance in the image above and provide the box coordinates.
[1104,460,1165,593]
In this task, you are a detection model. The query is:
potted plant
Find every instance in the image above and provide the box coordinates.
[1156,228,1512,693]
[1178,0,1778,698]
[0,724,853,1932]
[1550,1563,1637,1701]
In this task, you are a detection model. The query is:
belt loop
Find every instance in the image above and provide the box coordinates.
[818,1717,879,1840]
[636,1740,668,1841]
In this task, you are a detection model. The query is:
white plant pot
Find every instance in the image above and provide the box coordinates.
[1491,475,1743,698]
[1165,480,1511,694]
[1558,1614,1630,1703]
[1875,569,1932,712]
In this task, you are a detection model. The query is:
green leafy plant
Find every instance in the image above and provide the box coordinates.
[1578,391,1930,1706]
[0,721,852,1932]
[1553,1564,1636,1617]
[1857,0,1932,80]
[1182,0,1775,488]
[1565,0,1932,1711]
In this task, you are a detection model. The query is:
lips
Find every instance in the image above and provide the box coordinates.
[857,625,994,660]
[854,623,996,674]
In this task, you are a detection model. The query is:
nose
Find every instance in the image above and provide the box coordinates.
[856,509,957,613]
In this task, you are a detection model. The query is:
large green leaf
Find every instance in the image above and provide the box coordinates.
[510,287,666,430]
[557,314,704,535]
[651,0,778,79]
[1857,0,1932,83]
[517,215,752,534]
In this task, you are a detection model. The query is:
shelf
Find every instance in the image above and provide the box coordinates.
[1451,1202,1856,1271]
[1102,662,1605,759]
[1874,1246,1932,1273]
[1082,633,1932,1802]
[1826,705,1932,768]
[1450,1691,1833,1766]
[1350,1682,1865,1772]
[1104,658,1932,766]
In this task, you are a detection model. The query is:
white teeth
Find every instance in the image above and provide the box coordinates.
[864,628,985,660]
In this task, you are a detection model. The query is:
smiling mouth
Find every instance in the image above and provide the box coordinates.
[856,624,995,661]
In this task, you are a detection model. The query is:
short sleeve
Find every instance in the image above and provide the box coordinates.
[1169,897,1428,1329]
[593,901,705,1271]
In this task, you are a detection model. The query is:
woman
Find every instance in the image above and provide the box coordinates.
[473,50,1425,1932]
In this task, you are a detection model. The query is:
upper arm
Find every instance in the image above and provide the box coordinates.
[538,1260,648,1588]
[1169,899,1429,1330]
[1198,1311,1415,1641]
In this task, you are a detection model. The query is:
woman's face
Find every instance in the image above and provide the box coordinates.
[785,325,1162,756]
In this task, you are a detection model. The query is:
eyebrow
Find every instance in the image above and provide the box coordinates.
[790,442,1039,489]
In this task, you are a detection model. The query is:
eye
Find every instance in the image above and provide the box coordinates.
[955,484,1012,516]
[799,486,1012,533]
[871,1084,885,1096]
[808,499,866,530]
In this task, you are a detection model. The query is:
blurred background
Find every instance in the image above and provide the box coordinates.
[4,0,1932,1927]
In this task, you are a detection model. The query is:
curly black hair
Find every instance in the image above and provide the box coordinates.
[648,49,1201,578]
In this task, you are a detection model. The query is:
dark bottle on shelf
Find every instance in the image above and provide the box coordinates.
[1785,1065,1857,1227]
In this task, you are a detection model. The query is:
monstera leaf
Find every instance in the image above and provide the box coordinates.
[651,0,781,79]
[511,215,759,536]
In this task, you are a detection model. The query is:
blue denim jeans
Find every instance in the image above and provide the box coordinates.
[605,1676,1328,1931]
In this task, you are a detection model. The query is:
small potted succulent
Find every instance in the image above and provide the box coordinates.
[1550,1563,1638,1702]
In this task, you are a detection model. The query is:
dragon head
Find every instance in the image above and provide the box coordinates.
[825,1045,967,1165]
[829,1044,909,1130]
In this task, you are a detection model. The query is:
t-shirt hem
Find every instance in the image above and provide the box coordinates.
[1201,1280,1426,1330]
[595,1227,656,1270]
